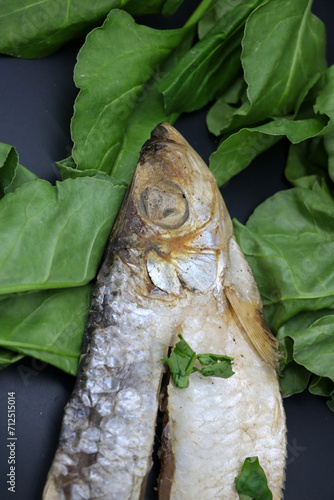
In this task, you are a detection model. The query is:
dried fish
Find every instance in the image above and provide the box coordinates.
[44,123,286,500]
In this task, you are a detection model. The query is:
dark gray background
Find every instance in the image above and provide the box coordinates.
[0,1,334,499]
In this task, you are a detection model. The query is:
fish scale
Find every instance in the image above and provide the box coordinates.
[44,256,180,499]
[44,122,286,499]
[163,292,285,499]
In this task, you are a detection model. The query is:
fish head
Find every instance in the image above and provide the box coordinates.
[111,123,233,295]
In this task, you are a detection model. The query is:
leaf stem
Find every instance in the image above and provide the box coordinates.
[183,0,214,29]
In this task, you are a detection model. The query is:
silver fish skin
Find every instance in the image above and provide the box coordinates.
[43,122,286,500]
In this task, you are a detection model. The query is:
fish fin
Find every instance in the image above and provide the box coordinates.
[171,251,217,292]
[224,237,279,371]
[147,248,218,294]
[147,250,181,294]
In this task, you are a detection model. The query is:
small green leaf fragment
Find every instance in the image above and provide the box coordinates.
[197,358,234,379]
[197,353,234,365]
[162,334,197,388]
[235,456,272,500]
[162,334,234,388]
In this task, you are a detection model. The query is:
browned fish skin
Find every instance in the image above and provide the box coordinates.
[43,123,286,500]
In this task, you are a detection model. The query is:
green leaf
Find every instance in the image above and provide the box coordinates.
[210,127,280,186]
[56,156,128,187]
[208,2,330,186]
[162,334,234,388]
[235,456,272,500]
[236,0,326,126]
[285,139,329,189]
[0,286,92,375]
[279,315,334,383]
[0,143,38,197]
[0,0,130,58]
[106,84,179,185]
[325,131,334,183]
[124,0,179,16]
[162,334,197,389]
[279,361,311,398]
[71,9,188,182]
[0,0,179,58]
[0,143,19,196]
[209,0,327,142]
[0,348,24,370]
[207,76,246,136]
[210,115,331,186]
[195,356,234,379]
[314,65,334,123]
[313,66,334,182]
[207,79,245,136]
[233,184,334,331]
[159,0,266,113]
[198,0,252,39]
[309,375,334,397]
[0,177,126,294]
[161,0,184,16]
[108,24,199,184]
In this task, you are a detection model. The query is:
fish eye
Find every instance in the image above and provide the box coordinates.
[140,181,189,229]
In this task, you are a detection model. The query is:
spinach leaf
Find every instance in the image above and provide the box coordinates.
[0,286,92,375]
[309,375,334,398]
[325,132,334,183]
[316,66,334,182]
[233,183,334,332]
[194,354,234,379]
[158,0,265,114]
[124,0,182,16]
[278,315,334,383]
[233,162,334,408]
[0,0,128,58]
[0,177,126,294]
[0,0,181,59]
[210,116,330,186]
[56,156,129,185]
[0,348,24,370]
[162,334,197,388]
[0,143,38,197]
[162,334,234,388]
[285,139,329,189]
[279,361,311,398]
[71,9,189,183]
[210,128,280,187]
[229,0,326,130]
[161,0,185,17]
[208,0,330,186]
[235,457,272,500]
[197,0,250,39]
[314,65,334,123]
[308,374,334,411]
[206,77,245,136]
[107,25,198,184]
[277,310,334,407]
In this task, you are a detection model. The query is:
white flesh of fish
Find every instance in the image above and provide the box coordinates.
[43,123,286,500]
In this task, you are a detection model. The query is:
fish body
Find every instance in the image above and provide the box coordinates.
[159,262,285,499]
[43,123,286,499]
